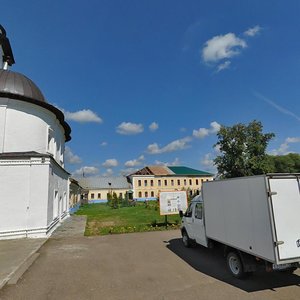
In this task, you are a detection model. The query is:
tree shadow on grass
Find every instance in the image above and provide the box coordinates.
[166,238,300,293]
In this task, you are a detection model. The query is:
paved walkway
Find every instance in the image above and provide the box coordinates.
[0,215,86,289]
[51,215,86,239]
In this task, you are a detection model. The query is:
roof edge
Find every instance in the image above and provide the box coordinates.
[0,92,71,142]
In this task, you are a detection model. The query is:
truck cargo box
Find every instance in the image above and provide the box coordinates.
[202,174,300,265]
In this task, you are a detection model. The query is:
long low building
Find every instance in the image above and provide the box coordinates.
[78,176,132,203]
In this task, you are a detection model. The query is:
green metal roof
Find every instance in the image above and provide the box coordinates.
[167,166,214,176]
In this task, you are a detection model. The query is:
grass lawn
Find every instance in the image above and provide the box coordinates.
[75,201,182,236]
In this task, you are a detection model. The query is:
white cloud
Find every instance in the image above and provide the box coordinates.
[254,92,300,122]
[202,33,247,63]
[217,60,231,72]
[149,122,159,132]
[73,166,99,176]
[147,137,192,154]
[120,167,139,176]
[193,128,209,138]
[210,121,221,133]
[214,144,221,154]
[64,109,103,123]
[103,168,114,177]
[64,146,82,164]
[200,153,217,173]
[271,143,289,156]
[102,159,118,168]
[271,137,300,155]
[286,137,300,143]
[100,141,107,147]
[116,122,144,135]
[125,155,145,167]
[193,121,221,138]
[155,157,181,166]
[244,25,261,37]
[170,157,181,166]
[201,153,214,167]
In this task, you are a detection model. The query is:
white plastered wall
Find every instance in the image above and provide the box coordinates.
[47,160,70,227]
[0,157,69,239]
[0,98,65,166]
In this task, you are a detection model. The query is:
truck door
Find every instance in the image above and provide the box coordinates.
[269,177,300,261]
[183,202,195,239]
[190,202,208,247]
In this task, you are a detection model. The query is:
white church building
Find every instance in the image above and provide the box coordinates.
[0,25,72,239]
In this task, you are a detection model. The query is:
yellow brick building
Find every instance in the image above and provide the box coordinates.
[127,165,214,200]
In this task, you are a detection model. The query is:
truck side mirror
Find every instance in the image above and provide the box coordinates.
[179,210,184,218]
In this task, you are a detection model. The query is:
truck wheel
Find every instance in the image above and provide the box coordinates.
[182,230,191,248]
[226,252,246,279]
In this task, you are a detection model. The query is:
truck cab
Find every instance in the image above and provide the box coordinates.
[180,195,208,248]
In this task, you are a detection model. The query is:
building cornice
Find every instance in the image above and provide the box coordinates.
[0,92,71,142]
[0,151,70,175]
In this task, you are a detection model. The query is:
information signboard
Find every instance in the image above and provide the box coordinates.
[159,191,188,216]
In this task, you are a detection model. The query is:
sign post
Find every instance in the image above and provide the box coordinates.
[159,191,188,227]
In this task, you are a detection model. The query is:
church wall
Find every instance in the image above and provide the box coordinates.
[27,161,49,231]
[0,98,66,167]
[0,100,8,152]
[0,163,30,235]
[47,160,69,227]
[0,157,69,239]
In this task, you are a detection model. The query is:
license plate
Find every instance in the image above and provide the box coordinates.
[273,263,292,270]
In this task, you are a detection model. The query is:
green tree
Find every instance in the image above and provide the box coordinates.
[112,192,119,209]
[107,192,112,207]
[214,120,275,178]
[267,153,300,173]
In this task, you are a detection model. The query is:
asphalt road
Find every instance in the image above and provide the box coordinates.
[0,230,300,300]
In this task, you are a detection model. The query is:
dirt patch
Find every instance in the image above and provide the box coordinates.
[86,219,124,235]
[99,221,116,226]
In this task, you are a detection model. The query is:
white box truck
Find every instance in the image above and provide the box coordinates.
[179,174,300,278]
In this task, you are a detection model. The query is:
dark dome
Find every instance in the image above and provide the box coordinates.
[0,69,46,102]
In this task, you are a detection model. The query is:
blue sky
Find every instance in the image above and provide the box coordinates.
[3,0,300,177]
